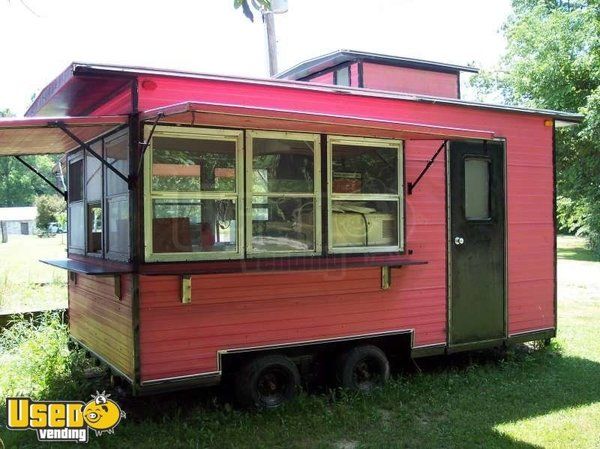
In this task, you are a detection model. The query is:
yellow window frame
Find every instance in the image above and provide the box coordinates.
[245,130,322,258]
[326,135,404,254]
[143,125,244,262]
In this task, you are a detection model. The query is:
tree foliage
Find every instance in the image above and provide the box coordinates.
[35,194,66,230]
[233,0,271,21]
[0,109,64,207]
[472,0,600,252]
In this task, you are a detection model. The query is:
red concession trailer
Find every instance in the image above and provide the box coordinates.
[0,50,582,407]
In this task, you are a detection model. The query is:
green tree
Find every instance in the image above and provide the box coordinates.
[472,0,600,253]
[0,108,63,207]
[35,194,66,231]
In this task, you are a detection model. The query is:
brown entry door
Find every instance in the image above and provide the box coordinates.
[449,140,505,346]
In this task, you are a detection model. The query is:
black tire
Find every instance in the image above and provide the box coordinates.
[235,354,301,409]
[336,345,390,392]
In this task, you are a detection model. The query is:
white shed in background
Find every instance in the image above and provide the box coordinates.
[0,206,37,235]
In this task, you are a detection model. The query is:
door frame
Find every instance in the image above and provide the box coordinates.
[445,138,508,350]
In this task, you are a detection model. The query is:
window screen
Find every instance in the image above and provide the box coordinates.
[86,144,103,254]
[105,131,129,196]
[68,158,83,203]
[68,202,84,250]
[68,155,84,253]
[464,158,490,220]
[86,145,102,202]
[105,130,130,260]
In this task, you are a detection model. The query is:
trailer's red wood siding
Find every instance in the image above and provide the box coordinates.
[306,72,333,84]
[69,274,135,379]
[138,139,446,381]
[136,75,554,380]
[350,63,360,87]
[361,63,459,98]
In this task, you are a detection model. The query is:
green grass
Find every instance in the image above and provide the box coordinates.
[0,234,67,313]
[557,235,600,262]
[1,236,599,448]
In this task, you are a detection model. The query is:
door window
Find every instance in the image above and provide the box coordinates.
[464,158,490,220]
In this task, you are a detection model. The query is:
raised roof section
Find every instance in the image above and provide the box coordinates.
[275,49,479,99]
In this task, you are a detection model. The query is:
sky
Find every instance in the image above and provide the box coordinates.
[0,0,512,116]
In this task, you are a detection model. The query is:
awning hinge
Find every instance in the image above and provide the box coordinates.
[136,112,164,177]
[407,140,447,195]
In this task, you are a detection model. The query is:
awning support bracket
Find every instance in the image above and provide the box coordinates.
[407,140,447,195]
[52,121,130,186]
[13,155,68,201]
[136,113,163,177]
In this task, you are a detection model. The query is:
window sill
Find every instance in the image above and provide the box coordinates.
[41,258,133,275]
[138,254,427,276]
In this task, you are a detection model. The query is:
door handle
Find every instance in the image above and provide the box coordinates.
[454,236,465,245]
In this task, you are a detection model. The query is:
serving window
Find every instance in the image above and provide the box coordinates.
[143,127,405,262]
[66,128,131,261]
[144,127,244,262]
[327,136,404,253]
[246,131,321,257]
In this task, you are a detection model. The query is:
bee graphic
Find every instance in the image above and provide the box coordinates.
[82,391,126,436]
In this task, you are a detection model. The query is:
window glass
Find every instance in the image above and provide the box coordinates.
[331,144,398,194]
[465,158,490,220]
[106,131,129,196]
[251,197,315,252]
[335,67,350,86]
[328,138,402,253]
[68,202,84,250]
[331,201,398,248]
[152,199,237,254]
[146,129,241,260]
[68,158,83,203]
[248,133,319,256]
[152,137,236,192]
[86,145,102,202]
[252,138,314,193]
[107,196,129,257]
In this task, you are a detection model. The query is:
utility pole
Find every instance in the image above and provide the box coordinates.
[261,0,288,77]
[263,11,278,76]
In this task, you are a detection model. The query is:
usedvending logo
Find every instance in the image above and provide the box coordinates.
[6,391,125,443]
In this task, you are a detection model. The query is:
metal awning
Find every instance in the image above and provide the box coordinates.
[0,115,128,156]
[140,102,496,141]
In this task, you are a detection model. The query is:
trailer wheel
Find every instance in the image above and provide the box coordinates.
[235,355,301,409]
[336,345,390,392]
